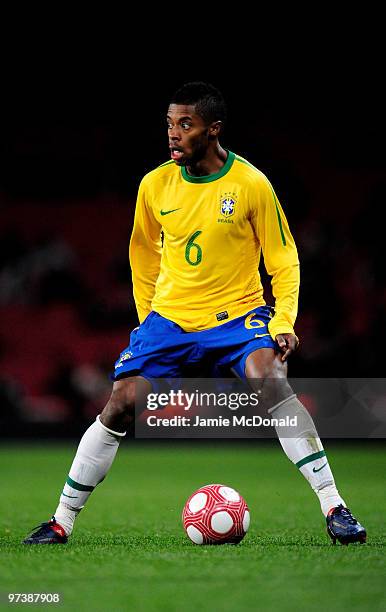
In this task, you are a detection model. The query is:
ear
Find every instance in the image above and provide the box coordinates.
[208,121,222,137]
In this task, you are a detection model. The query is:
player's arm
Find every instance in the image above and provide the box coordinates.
[254,176,300,361]
[129,177,162,323]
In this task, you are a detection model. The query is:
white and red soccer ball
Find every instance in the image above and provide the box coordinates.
[182,484,250,545]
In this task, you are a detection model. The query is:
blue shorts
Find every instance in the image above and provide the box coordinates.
[112,306,277,381]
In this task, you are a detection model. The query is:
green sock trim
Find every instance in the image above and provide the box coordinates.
[66,476,95,492]
[296,450,326,469]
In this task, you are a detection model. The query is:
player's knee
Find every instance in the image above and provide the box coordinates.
[247,353,292,409]
[108,380,136,417]
[99,379,137,432]
[259,380,293,411]
[262,353,288,380]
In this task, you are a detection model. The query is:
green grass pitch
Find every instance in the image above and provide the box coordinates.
[1,441,385,611]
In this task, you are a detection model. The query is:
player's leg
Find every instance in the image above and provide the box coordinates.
[23,376,150,544]
[246,347,345,511]
[23,312,191,544]
[245,348,366,544]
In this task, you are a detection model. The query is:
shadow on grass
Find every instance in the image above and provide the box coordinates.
[3,532,384,551]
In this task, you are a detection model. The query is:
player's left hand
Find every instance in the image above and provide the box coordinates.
[275,333,299,362]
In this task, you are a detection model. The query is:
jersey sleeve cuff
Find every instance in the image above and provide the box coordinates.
[268,317,295,341]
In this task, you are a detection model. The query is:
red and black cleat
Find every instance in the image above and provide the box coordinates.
[23,517,68,545]
[326,505,367,545]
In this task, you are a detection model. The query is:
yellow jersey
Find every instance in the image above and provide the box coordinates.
[129,150,300,340]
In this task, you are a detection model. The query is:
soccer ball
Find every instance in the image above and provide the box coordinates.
[182,484,250,545]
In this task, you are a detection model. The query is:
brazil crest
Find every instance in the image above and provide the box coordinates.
[220,192,237,217]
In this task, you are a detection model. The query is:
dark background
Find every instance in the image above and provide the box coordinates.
[1,65,385,436]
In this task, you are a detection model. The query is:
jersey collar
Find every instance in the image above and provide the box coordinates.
[181,150,235,184]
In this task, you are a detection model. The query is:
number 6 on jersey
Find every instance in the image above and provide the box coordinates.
[185,231,203,266]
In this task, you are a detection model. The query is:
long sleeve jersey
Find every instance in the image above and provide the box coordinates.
[129,150,300,340]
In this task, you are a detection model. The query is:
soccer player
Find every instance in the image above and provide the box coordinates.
[24,82,366,545]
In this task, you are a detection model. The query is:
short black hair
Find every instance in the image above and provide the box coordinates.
[170,81,227,125]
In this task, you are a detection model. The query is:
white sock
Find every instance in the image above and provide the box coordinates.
[269,395,346,516]
[317,484,346,516]
[54,415,125,535]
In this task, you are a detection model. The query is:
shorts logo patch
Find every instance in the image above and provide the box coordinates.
[116,351,133,368]
[216,311,229,321]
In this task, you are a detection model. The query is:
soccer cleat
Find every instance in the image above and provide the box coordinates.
[326,505,367,545]
[23,517,68,545]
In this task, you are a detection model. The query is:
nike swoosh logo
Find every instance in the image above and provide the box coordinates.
[313,462,328,473]
[254,333,270,338]
[160,208,181,216]
[62,492,78,498]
